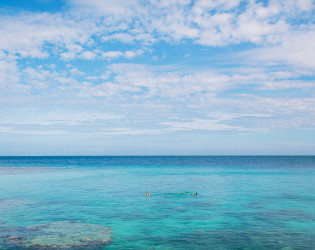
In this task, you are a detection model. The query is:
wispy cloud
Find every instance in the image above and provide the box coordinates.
[162,118,244,131]
[243,29,315,70]
[0,0,314,154]
[1,1,313,59]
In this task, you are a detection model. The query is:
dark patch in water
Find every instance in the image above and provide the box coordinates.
[254,209,315,222]
[260,193,315,204]
[163,228,315,250]
[180,214,212,221]
[1,221,112,249]
[185,200,219,210]
[0,198,39,210]
[105,212,153,221]
[172,206,190,212]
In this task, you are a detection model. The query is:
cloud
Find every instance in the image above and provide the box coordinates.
[69,0,140,20]
[102,49,143,60]
[0,58,20,88]
[22,66,79,89]
[1,0,313,66]
[74,63,235,99]
[0,56,30,93]
[74,62,314,101]
[70,68,85,77]
[3,58,313,121]
[0,12,96,59]
[124,49,144,59]
[162,118,244,131]
[79,51,97,60]
[1,109,118,124]
[0,0,314,139]
[67,0,313,47]
[102,51,124,59]
[243,29,315,70]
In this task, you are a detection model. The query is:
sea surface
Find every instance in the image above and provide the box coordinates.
[0,156,315,249]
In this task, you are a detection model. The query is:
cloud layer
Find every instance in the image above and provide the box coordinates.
[0,0,314,154]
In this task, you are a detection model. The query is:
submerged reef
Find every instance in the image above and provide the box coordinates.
[3,221,112,249]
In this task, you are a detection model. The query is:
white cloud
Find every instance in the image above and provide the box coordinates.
[0,58,20,88]
[0,126,71,136]
[0,0,313,65]
[67,0,314,47]
[79,51,97,60]
[102,50,144,60]
[244,29,315,70]
[95,128,165,136]
[60,52,77,60]
[162,118,244,131]
[124,49,144,59]
[22,65,81,89]
[102,51,124,59]
[102,33,138,43]
[80,63,313,100]
[0,57,30,93]
[69,0,140,19]
[0,12,96,59]
[70,68,85,77]
[0,107,122,126]
[0,0,314,137]
[296,0,314,11]
[99,63,233,99]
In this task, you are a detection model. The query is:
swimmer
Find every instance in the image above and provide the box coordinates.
[145,192,151,197]
[191,192,198,195]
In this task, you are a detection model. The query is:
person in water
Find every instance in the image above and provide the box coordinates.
[178,192,197,195]
[145,192,151,197]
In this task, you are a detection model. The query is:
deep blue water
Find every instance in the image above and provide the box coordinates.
[1,155,315,168]
[0,156,315,249]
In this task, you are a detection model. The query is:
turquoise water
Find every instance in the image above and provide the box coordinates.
[0,156,315,249]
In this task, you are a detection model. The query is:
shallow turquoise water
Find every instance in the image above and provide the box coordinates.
[0,156,315,249]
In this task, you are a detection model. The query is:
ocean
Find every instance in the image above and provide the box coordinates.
[0,156,314,249]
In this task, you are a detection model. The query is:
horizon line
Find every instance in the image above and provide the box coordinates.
[1,155,314,157]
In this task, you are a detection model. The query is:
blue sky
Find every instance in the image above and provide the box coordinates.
[0,0,314,155]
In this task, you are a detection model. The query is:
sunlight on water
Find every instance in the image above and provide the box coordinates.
[0,156,315,249]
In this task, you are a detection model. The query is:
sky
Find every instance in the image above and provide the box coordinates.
[0,0,314,156]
